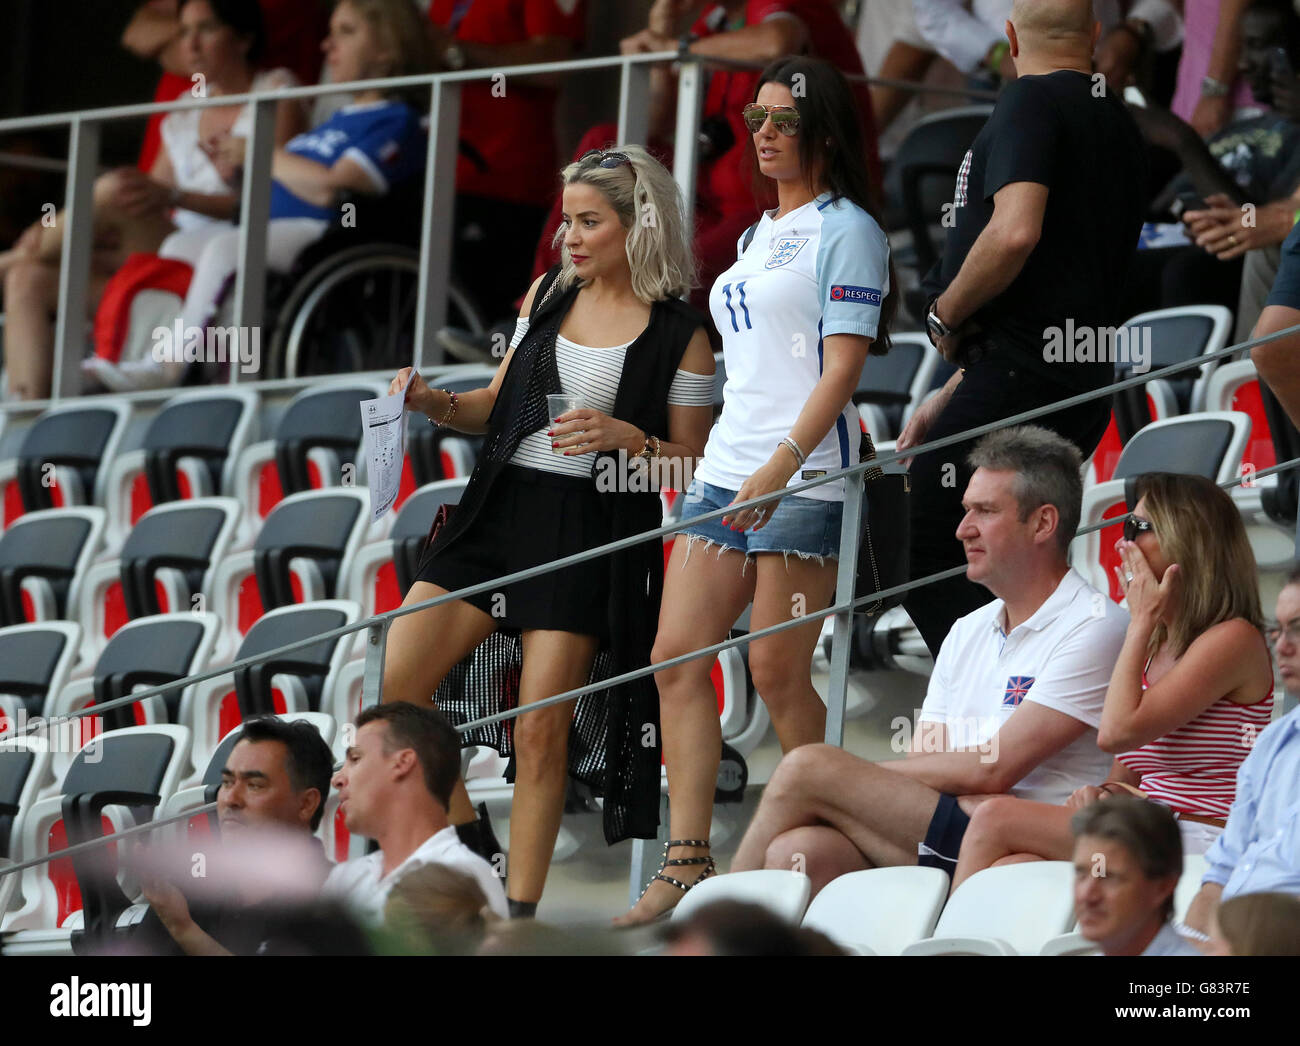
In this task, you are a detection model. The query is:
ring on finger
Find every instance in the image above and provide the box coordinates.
[1124,572,1134,583]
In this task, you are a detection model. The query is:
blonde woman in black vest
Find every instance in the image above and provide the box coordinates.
[383,145,714,917]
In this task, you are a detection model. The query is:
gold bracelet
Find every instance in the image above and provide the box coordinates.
[430,389,458,428]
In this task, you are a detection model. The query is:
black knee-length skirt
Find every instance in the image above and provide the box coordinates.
[415,463,610,639]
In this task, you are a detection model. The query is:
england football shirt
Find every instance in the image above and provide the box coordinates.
[696,192,890,502]
[270,100,425,221]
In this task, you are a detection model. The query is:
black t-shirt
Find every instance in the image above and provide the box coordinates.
[922,71,1148,392]
[1167,111,1300,204]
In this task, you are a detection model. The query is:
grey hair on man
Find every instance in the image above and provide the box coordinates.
[967,425,1083,555]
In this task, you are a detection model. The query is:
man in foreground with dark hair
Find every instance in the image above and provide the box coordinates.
[135,716,335,955]
[730,426,1128,894]
[1072,797,1200,956]
[325,703,508,923]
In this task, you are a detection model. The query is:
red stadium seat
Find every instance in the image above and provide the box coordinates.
[0,402,130,533]
[102,390,258,553]
[0,508,104,629]
[186,601,358,778]
[1072,413,1251,595]
[75,499,239,667]
[345,479,467,617]
[2,725,191,932]
[230,382,385,531]
[210,489,369,659]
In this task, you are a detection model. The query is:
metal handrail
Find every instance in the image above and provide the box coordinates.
[0,802,218,878]
[4,328,1297,885]
[0,50,997,136]
[0,51,680,132]
[12,318,1299,734]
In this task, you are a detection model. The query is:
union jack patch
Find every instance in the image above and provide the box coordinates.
[1003,676,1035,706]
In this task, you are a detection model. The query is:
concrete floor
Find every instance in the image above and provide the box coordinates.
[475,663,931,948]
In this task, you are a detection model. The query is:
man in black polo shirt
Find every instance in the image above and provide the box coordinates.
[898,0,1147,657]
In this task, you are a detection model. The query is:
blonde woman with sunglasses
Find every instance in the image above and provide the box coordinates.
[949,472,1274,893]
[384,145,715,918]
[616,56,899,925]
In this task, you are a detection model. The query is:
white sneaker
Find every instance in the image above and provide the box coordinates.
[81,357,187,393]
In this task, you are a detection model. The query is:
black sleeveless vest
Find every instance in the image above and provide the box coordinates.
[422,272,703,844]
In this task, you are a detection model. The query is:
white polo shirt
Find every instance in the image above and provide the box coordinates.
[918,568,1129,804]
[322,826,509,926]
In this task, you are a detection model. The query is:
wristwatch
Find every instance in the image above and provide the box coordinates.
[925,299,952,347]
[635,433,661,460]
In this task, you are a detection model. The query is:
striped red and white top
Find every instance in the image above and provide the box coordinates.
[1117,658,1275,819]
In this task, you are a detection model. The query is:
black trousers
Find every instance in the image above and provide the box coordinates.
[902,349,1111,657]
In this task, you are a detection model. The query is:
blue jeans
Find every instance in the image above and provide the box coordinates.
[676,477,844,564]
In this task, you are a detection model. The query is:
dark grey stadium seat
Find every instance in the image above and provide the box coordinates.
[0,508,103,626]
[10,403,129,515]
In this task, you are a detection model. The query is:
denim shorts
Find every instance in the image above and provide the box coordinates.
[677,477,843,563]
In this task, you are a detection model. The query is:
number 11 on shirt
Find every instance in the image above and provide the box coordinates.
[721,281,753,333]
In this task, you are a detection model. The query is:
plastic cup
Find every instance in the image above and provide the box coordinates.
[547,394,582,453]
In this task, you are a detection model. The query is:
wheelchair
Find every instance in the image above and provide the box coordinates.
[260,176,488,378]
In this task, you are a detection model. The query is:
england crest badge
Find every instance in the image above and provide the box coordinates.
[766,237,808,269]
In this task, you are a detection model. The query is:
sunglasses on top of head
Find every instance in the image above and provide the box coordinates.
[1122,514,1154,542]
[579,149,632,169]
[741,103,800,136]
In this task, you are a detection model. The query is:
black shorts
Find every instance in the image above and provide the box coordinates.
[917,792,971,878]
[415,464,610,639]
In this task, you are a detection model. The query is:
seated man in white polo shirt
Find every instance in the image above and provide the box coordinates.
[324,703,508,925]
[731,425,1129,894]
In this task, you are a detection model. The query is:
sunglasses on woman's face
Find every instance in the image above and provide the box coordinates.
[1122,514,1154,542]
[579,149,632,169]
[741,103,800,136]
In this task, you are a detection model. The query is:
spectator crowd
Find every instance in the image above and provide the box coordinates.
[2,0,1300,959]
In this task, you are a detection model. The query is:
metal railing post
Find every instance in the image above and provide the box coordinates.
[230,97,274,383]
[362,620,389,708]
[412,79,462,372]
[672,59,703,239]
[824,476,865,747]
[616,61,651,146]
[50,117,100,400]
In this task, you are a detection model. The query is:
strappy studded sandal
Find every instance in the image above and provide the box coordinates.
[642,838,715,907]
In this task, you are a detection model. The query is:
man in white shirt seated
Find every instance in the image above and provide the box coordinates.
[1072,796,1200,956]
[730,425,1129,893]
[324,703,508,925]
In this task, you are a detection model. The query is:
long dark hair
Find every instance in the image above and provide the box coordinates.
[753,56,897,355]
[179,0,267,65]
